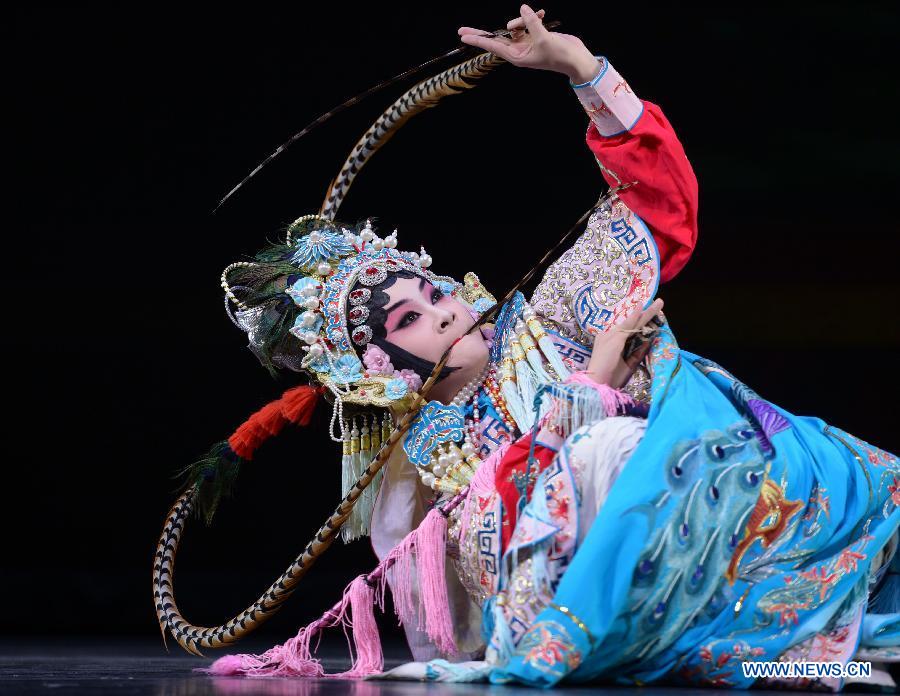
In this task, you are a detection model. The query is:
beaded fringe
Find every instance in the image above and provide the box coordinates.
[340,413,389,543]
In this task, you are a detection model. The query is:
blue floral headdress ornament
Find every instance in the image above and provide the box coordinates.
[230,214,495,409]
[220,51,504,416]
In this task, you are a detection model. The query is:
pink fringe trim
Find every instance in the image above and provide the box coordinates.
[385,526,417,627]
[202,506,461,678]
[566,371,636,416]
[384,508,457,655]
[202,573,386,679]
[415,509,455,655]
[204,621,326,678]
[342,575,383,677]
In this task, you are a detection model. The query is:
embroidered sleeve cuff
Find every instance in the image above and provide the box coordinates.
[570,56,644,137]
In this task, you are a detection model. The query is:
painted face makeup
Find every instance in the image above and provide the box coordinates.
[381,276,485,366]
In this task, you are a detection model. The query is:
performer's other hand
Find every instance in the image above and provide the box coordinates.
[586,298,664,390]
[458,5,601,83]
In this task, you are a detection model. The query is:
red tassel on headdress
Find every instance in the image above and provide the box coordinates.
[228,385,324,460]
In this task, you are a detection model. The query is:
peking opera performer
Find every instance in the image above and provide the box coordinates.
[152,5,899,691]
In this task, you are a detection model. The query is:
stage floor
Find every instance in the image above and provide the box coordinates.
[0,638,893,695]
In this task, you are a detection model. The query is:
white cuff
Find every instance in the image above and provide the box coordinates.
[570,56,644,136]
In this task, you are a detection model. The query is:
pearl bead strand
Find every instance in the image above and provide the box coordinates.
[221,261,259,311]
[417,362,490,492]
[451,362,490,408]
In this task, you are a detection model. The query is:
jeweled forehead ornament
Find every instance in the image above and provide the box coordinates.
[289,217,442,346]
[268,216,495,410]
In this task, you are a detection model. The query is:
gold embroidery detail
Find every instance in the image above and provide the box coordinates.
[549,602,596,648]
[460,271,497,306]
[725,473,804,584]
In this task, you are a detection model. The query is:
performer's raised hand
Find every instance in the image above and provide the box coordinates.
[458,4,602,83]
[586,298,665,390]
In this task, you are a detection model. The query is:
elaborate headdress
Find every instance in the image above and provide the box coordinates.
[220,210,498,539]
[224,215,495,410]
[154,50,506,656]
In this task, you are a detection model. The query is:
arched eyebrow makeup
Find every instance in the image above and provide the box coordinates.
[384,278,427,317]
[385,278,433,333]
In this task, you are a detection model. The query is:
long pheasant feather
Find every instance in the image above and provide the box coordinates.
[211,21,560,214]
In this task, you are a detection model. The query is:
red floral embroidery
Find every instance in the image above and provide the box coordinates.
[846,431,898,468]
[889,476,900,506]
[523,626,581,671]
[810,628,851,660]
[767,600,811,626]
[687,641,765,687]
[586,100,612,119]
[546,478,571,522]
[799,565,839,601]
[835,548,866,574]
[803,488,831,521]
[612,79,633,96]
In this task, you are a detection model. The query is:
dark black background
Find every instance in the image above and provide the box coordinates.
[8,1,899,652]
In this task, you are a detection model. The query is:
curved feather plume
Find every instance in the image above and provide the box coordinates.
[154,17,638,657]
[211,20,560,214]
[320,51,505,220]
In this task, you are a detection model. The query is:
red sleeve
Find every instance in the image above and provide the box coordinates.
[494,434,558,552]
[585,100,699,283]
